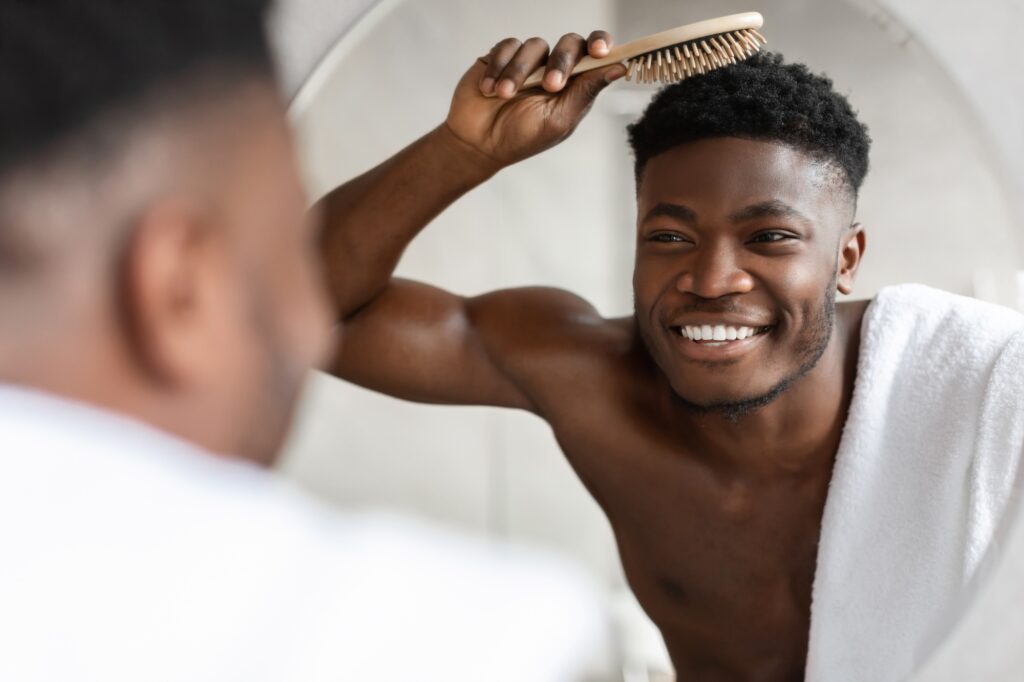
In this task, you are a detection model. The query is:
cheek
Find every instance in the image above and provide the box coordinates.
[191,264,269,409]
[761,255,836,322]
[633,256,675,309]
[766,255,828,292]
[266,244,334,368]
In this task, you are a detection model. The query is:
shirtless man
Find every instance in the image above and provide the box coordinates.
[320,33,869,679]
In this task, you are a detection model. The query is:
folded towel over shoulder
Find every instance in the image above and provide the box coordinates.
[805,284,1024,681]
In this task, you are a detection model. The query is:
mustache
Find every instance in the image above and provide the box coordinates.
[668,296,770,318]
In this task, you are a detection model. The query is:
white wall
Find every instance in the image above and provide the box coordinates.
[269,0,380,101]
[860,0,1024,245]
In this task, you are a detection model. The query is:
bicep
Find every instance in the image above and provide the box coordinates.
[330,280,608,413]
[330,279,535,410]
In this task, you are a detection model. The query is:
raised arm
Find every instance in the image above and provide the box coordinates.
[320,31,626,411]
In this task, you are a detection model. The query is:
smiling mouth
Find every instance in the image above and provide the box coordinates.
[669,324,774,348]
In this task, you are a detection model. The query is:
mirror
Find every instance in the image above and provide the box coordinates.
[278,0,1022,676]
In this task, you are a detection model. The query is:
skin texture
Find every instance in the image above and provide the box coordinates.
[322,34,869,680]
[0,79,333,465]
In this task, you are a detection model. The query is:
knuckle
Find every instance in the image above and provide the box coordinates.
[548,52,572,71]
[563,32,585,44]
[506,61,532,78]
[523,36,548,50]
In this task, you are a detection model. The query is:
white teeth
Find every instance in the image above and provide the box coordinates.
[679,324,768,342]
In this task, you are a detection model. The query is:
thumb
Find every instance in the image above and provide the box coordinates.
[559,63,627,114]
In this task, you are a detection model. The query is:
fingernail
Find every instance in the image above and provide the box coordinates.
[497,79,515,97]
[592,39,608,54]
[545,71,564,89]
[481,77,495,94]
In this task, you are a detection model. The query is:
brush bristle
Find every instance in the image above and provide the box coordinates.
[624,29,767,85]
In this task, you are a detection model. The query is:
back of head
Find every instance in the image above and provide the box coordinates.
[0,0,332,463]
[0,0,272,184]
[627,52,871,199]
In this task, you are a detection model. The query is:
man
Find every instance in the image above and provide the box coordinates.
[322,31,1024,680]
[0,4,608,680]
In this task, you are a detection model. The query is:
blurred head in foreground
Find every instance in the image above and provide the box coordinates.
[0,0,333,464]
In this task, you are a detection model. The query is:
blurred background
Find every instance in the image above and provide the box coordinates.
[269,0,1024,678]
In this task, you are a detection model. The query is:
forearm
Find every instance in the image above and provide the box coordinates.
[319,123,500,320]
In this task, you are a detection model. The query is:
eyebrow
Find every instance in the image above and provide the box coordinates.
[642,200,811,228]
[728,200,810,225]
[642,202,697,225]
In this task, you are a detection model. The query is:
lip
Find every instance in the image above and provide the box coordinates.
[669,317,774,328]
[666,325,773,362]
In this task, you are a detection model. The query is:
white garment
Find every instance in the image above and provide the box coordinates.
[0,386,609,682]
[806,284,1024,681]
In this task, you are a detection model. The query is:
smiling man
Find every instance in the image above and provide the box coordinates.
[321,36,1024,681]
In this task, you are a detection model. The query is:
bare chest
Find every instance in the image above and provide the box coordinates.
[552,420,831,680]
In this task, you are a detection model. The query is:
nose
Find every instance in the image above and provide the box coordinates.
[674,240,754,299]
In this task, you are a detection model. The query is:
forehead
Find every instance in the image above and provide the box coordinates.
[637,137,842,221]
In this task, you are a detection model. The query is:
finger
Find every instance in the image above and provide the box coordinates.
[495,36,549,99]
[560,63,626,114]
[587,30,614,57]
[480,38,522,95]
[543,33,587,92]
[467,56,489,82]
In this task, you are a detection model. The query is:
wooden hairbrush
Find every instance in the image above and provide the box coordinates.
[522,12,766,90]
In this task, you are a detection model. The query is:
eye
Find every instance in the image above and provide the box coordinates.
[748,231,795,244]
[648,232,691,243]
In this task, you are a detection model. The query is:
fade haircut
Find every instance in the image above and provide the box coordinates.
[627,52,871,196]
[0,0,274,177]
[0,0,275,269]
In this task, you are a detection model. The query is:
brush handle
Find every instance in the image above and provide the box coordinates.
[520,12,763,90]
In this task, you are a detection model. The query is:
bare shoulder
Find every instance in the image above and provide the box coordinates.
[467,286,634,351]
[466,287,645,406]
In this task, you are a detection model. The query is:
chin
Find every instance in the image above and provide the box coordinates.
[669,374,793,419]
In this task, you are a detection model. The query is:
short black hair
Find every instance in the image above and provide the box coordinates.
[0,0,274,179]
[627,52,870,195]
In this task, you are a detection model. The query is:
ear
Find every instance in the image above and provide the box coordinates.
[118,199,218,387]
[836,223,866,295]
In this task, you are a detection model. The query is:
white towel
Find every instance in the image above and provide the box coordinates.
[908,491,1024,680]
[805,284,1024,681]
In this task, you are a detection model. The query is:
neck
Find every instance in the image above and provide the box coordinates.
[0,333,249,464]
